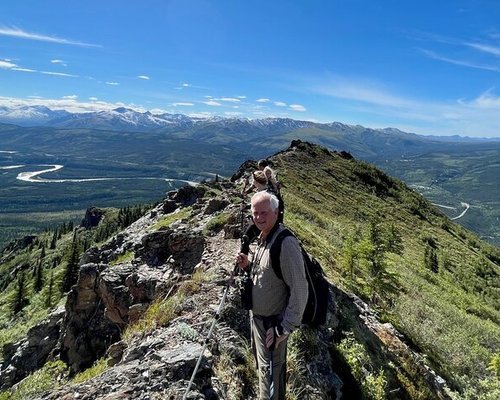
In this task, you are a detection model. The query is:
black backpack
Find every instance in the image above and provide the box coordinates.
[269,229,329,327]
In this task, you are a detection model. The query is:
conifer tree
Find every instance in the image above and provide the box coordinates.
[45,271,55,308]
[11,272,29,315]
[61,230,80,294]
[386,223,404,255]
[33,260,44,293]
[50,228,58,249]
[424,243,439,273]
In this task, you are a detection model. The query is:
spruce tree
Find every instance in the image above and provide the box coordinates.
[33,261,44,293]
[11,272,29,315]
[50,228,58,249]
[61,230,80,294]
[45,271,55,308]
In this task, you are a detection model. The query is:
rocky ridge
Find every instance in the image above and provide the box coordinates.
[0,145,452,399]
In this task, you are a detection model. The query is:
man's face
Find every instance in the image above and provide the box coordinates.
[251,196,278,234]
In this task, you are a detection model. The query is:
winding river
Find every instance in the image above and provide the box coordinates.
[4,164,197,186]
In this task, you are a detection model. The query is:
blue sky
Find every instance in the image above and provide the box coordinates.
[1,0,500,137]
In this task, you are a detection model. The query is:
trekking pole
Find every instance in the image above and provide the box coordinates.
[263,319,276,400]
[182,263,238,400]
[183,207,250,399]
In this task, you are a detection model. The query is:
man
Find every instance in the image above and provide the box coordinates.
[236,191,308,400]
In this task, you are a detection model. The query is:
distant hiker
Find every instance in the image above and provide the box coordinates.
[236,191,308,400]
[242,170,269,195]
[258,159,280,195]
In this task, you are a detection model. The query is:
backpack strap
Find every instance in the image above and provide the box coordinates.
[269,228,294,281]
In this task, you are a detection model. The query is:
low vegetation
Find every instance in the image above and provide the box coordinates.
[275,142,500,398]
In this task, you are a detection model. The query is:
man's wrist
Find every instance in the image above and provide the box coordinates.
[274,324,289,337]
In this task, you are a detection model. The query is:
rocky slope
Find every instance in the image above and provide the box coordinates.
[0,143,453,399]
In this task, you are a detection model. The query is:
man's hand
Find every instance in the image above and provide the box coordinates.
[236,252,249,270]
[265,327,288,350]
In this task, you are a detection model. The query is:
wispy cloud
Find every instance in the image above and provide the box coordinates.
[172,102,194,106]
[274,101,287,107]
[51,59,67,66]
[217,97,241,103]
[62,95,78,100]
[307,74,500,136]
[106,81,120,86]
[289,104,306,112]
[41,71,78,77]
[467,89,500,108]
[12,67,36,72]
[256,98,270,103]
[421,49,500,72]
[465,42,500,57]
[138,75,150,80]
[203,100,222,106]
[0,26,101,47]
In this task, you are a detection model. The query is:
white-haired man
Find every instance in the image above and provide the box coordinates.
[236,191,308,400]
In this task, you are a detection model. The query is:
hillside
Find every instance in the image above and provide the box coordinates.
[0,141,499,399]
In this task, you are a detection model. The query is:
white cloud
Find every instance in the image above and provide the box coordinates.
[274,101,287,107]
[289,104,306,112]
[0,26,101,47]
[172,102,195,106]
[218,97,241,103]
[306,73,500,136]
[51,59,67,66]
[41,71,78,77]
[421,49,500,72]
[204,100,222,106]
[468,90,500,108]
[106,81,120,86]
[237,95,247,99]
[62,95,78,100]
[12,67,36,72]
[0,60,17,69]
[175,82,191,90]
[138,75,150,80]
[0,95,141,113]
[89,97,98,101]
[465,42,500,57]
[256,98,270,103]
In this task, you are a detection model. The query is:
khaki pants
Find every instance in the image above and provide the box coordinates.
[251,314,288,400]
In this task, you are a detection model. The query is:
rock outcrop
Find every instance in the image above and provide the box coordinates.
[0,307,65,389]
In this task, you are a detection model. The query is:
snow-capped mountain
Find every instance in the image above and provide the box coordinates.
[0,105,318,133]
[0,105,71,126]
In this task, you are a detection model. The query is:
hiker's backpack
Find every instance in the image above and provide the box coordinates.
[269,229,329,327]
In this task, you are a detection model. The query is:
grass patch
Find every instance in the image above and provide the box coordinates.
[72,357,109,384]
[0,360,68,400]
[203,212,231,235]
[213,341,257,399]
[110,250,134,265]
[151,207,192,230]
